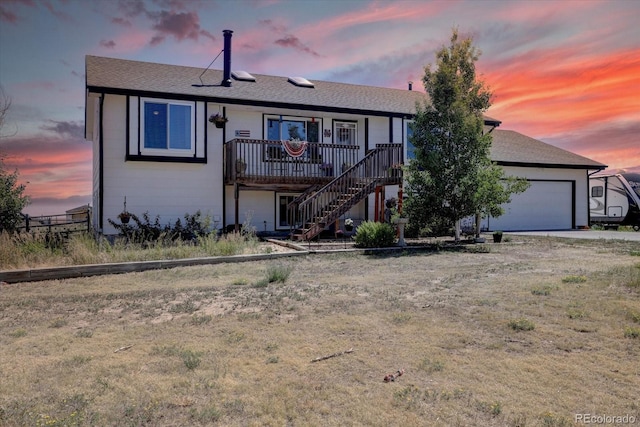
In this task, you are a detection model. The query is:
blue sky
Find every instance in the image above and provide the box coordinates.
[1,0,639,215]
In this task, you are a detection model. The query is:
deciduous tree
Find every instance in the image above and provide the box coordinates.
[405,29,527,240]
[0,86,29,232]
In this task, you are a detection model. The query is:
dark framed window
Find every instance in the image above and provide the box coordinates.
[141,98,194,156]
[265,116,321,161]
[277,193,299,228]
[267,117,319,142]
[591,186,603,197]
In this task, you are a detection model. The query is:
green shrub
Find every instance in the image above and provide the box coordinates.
[181,349,202,370]
[353,221,396,248]
[562,275,587,283]
[531,285,553,296]
[624,326,640,339]
[508,318,535,331]
[266,264,292,283]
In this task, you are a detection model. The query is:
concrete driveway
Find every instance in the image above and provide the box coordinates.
[508,230,640,242]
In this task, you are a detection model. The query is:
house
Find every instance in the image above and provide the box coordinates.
[85,30,605,237]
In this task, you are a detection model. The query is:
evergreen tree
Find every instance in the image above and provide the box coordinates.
[405,29,527,240]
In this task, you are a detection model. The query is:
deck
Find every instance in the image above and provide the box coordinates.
[224,139,362,190]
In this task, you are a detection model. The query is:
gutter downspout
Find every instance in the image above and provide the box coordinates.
[98,93,105,232]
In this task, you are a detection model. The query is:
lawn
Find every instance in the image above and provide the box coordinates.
[1,236,639,426]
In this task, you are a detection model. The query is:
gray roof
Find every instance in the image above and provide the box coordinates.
[491,129,606,169]
[86,55,429,116]
[86,56,603,169]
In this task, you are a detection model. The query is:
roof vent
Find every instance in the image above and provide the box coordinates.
[232,70,256,82]
[288,76,314,88]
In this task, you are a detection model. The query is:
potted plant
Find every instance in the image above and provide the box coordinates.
[118,197,130,224]
[493,230,503,243]
[209,113,228,128]
[236,158,247,175]
[344,218,354,231]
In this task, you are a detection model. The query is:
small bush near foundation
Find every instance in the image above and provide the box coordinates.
[353,221,396,248]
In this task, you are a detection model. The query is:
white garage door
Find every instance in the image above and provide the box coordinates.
[484,181,573,231]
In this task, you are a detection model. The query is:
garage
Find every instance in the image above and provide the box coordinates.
[483,180,574,231]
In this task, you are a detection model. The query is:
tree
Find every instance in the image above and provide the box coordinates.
[0,86,30,232]
[404,29,527,240]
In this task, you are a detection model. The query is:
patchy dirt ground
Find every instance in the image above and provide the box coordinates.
[1,235,639,426]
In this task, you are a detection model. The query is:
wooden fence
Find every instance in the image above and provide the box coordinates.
[17,210,91,235]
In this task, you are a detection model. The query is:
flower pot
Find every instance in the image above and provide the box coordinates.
[214,121,225,129]
[345,224,353,232]
[493,233,503,243]
[119,215,130,224]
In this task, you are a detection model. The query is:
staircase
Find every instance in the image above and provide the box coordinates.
[289,144,403,241]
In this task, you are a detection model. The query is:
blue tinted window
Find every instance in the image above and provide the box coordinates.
[144,101,191,150]
[144,103,167,149]
[267,118,306,140]
[169,104,191,149]
[406,122,416,160]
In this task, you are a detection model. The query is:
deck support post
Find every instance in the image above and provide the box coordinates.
[234,183,240,232]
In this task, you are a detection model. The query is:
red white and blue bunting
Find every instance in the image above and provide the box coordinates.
[281,139,308,158]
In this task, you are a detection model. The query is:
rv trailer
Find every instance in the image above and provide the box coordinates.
[589,173,640,231]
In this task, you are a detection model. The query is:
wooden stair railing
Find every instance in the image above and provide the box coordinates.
[290,144,402,241]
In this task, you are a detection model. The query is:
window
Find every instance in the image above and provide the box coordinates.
[591,186,603,197]
[277,194,299,228]
[142,98,194,156]
[334,121,357,145]
[405,120,416,161]
[265,116,320,161]
[267,117,319,142]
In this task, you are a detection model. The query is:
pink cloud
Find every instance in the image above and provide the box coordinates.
[484,47,640,135]
[1,134,92,201]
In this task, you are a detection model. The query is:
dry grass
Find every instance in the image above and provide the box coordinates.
[0,231,266,270]
[1,236,639,426]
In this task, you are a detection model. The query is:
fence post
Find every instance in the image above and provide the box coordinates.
[86,210,91,232]
[25,214,30,232]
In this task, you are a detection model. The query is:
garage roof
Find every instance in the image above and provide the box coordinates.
[491,129,606,170]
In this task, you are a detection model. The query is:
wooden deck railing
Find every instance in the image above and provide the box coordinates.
[224,139,360,184]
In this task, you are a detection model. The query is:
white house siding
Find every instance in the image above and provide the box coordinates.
[100,94,224,235]
[367,116,390,147]
[481,166,589,231]
[224,188,275,231]
[225,108,264,140]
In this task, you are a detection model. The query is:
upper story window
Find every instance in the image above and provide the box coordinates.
[335,121,357,145]
[405,120,416,161]
[266,116,319,142]
[141,98,195,156]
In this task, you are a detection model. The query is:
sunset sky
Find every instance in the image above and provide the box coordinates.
[1,0,638,215]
